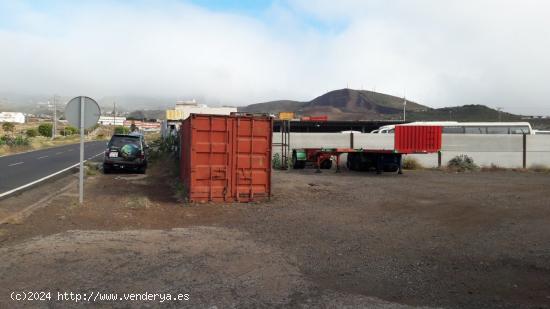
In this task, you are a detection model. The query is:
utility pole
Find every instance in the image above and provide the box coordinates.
[113,101,116,135]
[496,107,503,122]
[403,97,407,122]
[51,96,57,140]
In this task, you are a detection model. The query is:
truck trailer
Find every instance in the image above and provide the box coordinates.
[292,125,442,174]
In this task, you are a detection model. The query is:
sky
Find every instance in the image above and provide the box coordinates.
[0,0,549,115]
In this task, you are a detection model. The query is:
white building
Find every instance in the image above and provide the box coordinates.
[167,99,237,121]
[0,112,25,124]
[98,116,126,126]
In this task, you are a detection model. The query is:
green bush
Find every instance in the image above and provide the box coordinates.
[402,157,422,170]
[26,128,38,137]
[114,126,130,134]
[38,123,53,137]
[0,135,29,146]
[2,122,15,133]
[64,126,78,135]
[448,155,479,172]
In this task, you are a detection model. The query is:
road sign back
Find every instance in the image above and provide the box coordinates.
[65,96,100,129]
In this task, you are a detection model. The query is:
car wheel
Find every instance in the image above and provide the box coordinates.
[320,159,332,169]
[103,164,111,174]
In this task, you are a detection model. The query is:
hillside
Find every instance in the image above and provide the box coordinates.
[239,100,306,114]
[408,105,521,122]
[241,89,429,120]
[240,88,539,123]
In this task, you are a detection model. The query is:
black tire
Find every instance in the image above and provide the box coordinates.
[103,164,111,174]
[138,166,146,174]
[320,159,332,169]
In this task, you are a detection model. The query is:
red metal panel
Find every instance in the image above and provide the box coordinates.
[394,125,442,154]
[180,114,272,203]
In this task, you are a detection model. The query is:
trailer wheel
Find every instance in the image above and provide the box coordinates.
[320,159,332,169]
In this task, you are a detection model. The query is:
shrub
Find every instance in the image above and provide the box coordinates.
[2,122,15,133]
[14,135,29,146]
[114,126,130,134]
[402,157,422,170]
[448,155,479,172]
[25,128,38,137]
[38,123,53,137]
[64,126,78,135]
[272,153,282,169]
[0,135,29,146]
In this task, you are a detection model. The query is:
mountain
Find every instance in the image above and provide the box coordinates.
[240,100,307,114]
[240,89,429,120]
[407,105,521,122]
[240,88,531,123]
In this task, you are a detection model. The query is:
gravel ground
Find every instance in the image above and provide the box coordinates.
[0,160,549,308]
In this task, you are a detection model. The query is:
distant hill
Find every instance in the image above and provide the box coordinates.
[240,89,428,120]
[408,105,521,122]
[240,88,535,123]
[240,100,307,114]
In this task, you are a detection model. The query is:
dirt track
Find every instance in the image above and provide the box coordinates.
[0,159,549,308]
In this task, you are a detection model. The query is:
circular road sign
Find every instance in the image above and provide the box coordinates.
[64,96,101,129]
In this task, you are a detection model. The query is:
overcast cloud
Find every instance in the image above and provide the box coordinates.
[0,0,549,114]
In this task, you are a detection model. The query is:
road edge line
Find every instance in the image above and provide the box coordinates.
[0,152,104,200]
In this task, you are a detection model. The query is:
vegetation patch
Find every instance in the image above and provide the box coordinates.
[481,163,506,172]
[402,157,422,170]
[124,196,154,209]
[529,164,550,173]
[447,155,479,172]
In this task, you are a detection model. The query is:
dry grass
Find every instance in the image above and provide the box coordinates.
[481,164,507,172]
[529,164,550,173]
[124,196,155,209]
[402,157,423,170]
[85,162,100,176]
[0,134,101,156]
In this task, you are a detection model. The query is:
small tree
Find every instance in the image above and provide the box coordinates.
[2,122,15,134]
[26,128,38,137]
[38,123,53,137]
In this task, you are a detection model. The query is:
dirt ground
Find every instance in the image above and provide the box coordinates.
[0,157,549,308]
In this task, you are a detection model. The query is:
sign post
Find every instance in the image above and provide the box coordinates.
[65,96,101,204]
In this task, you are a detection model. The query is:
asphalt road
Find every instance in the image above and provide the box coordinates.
[0,141,106,196]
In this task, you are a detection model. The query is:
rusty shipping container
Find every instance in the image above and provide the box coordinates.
[394,125,442,154]
[180,114,273,203]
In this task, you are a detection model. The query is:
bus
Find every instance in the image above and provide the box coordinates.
[372,121,534,135]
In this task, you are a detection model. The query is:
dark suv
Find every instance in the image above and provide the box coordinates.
[103,134,148,173]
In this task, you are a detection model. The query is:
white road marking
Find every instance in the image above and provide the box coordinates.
[8,162,24,167]
[0,151,105,199]
[37,155,49,159]
[55,152,64,155]
[67,149,73,152]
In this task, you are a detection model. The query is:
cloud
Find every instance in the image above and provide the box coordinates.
[0,0,549,115]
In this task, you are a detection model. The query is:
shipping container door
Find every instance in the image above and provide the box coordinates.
[191,116,232,202]
[233,118,271,202]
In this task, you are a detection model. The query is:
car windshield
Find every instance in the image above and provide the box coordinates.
[109,136,140,148]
